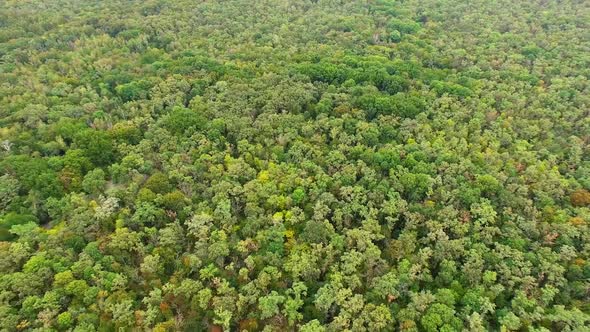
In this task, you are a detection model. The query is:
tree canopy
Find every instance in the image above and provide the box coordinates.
[0,0,589,331]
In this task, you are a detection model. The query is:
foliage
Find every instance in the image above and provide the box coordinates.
[0,0,588,330]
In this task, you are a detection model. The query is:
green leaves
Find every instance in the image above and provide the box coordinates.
[73,130,115,167]
[115,80,152,102]
[258,291,286,319]
[0,0,588,330]
[161,106,207,135]
[0,214,37,241]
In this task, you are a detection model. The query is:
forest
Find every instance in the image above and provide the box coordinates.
[0,0,589,331]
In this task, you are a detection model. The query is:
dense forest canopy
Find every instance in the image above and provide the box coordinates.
[0,0,589,331]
